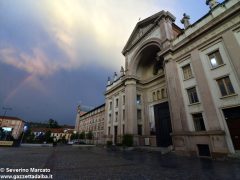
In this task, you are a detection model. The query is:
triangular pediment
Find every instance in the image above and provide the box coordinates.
[122,11,175,55]
[130,23,153,46]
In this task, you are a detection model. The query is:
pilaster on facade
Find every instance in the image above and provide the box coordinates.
[164,58,188,132]
[125,79,137,135]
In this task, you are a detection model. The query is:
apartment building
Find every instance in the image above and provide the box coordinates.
[75,104,105,144]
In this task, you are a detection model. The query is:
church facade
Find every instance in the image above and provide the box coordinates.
[104,0,240,157]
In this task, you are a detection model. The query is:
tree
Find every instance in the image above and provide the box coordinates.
[45,130,53,143]
[21,129,35,143]
[70,132,79,140]
[60,135,67,144]
[48,119,59,128]
[0,127,5,140]
[86,131,93,140]
[79,132,85,139]
[35,133,45,143]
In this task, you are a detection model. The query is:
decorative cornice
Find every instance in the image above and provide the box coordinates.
[171,130,225,136]
[172,0,240,49]
[171,6,240,60]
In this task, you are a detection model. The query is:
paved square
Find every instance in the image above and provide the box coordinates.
[0,146,239,179]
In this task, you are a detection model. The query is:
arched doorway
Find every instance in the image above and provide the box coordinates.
[131,43,172,147]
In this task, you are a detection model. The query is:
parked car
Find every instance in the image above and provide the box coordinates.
[67,141,74,145]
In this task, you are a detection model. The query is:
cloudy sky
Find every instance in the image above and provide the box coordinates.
[0,0,223,125]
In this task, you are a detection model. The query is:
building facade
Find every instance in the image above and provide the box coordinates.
[75,104,105,144]
[0,116,25,139]
[105,0,240,157]
[32,127,74,142]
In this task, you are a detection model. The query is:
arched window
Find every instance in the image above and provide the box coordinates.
[161,89,165,98]
[152,92,156,101]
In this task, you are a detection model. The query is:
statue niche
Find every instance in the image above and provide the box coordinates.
[153,56,164,75]
[135,44,161,80]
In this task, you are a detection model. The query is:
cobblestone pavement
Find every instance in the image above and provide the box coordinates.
[0,145,240,180]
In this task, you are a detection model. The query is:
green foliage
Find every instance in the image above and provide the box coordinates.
[0,127,5,140]
[122,134,133,147]
[21,129,35,143]
[44,130,53,143]
[48,119,59,128]
[22,129,53,143]
[70,134,74,140]
[28,122,49,128]
[70,132,79,140]
[86,131,93,140]
[29,119,60,128]
[25,132,35,143]
[60,135,67,144]
[79,132,86,139]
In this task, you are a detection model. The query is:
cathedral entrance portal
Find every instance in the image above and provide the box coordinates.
[154,102,172,147]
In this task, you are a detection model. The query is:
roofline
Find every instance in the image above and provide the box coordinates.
[0,116,24,122]
[172,0,239,47]
[172,23,183,32]
[80,103,105,117]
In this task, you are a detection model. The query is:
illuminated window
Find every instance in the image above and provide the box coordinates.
[208,50,223,68]
[137,94,141,104]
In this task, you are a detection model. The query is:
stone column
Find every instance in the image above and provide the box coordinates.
[143,92,150,136]
[104,98,109,139]
[125,79,137,135]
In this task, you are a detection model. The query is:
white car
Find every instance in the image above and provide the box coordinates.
[67,141,74,145]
